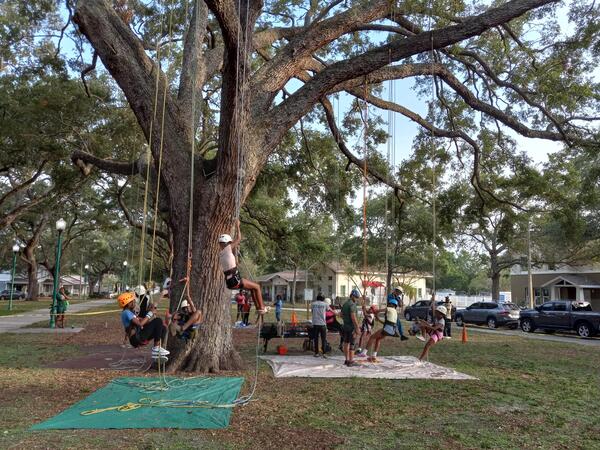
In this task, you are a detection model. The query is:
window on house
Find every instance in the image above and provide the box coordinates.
[328,276,332,281]
[341,285,346,297]
[527,287,550,305]
[328,285,333,295]
[418,288,422,298]
[318,276,322,281]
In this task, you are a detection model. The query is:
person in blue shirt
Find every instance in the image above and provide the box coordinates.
[274,294,283,322]
[118,292,169,358]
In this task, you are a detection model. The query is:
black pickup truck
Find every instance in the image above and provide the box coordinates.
[519,301,600,338]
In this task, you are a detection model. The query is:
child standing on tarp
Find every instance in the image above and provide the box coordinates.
[218,220,266,314]
[418,305,447,361]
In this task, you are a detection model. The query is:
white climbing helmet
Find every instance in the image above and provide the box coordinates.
[134,285,146,296]
[218,234,233,243]
[436,305,448,317]
[324,298,332,306]
[180,299,189,308]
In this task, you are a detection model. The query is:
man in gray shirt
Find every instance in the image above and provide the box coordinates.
[311,294,329,357]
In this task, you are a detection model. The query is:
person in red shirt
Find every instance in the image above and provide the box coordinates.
[235,290,246,322]
[242,292,252,326]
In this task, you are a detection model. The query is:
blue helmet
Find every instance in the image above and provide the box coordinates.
[387,293,396,302]
[388,298,399,307]
[350,289,360,298]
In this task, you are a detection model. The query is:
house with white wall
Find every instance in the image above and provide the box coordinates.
[258,262,430,306]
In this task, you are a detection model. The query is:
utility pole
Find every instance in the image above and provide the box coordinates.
[527,219,534,309]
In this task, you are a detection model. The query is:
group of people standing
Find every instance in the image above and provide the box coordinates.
[310,288,452,366]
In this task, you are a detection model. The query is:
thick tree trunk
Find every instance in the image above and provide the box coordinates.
[26,258,39,301]
[291,265,297,306]
[166,186,244,373]
[491,271,501,301]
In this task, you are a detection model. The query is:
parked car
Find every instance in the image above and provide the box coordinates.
[520,300,600,338]
[454,302,520,329]
[404,300,444,321]
[0,289,26,300]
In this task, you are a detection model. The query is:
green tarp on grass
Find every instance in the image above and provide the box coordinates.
[30,376,244,430]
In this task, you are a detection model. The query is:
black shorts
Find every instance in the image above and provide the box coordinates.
[224,268,243,290]
[341,328,355,346]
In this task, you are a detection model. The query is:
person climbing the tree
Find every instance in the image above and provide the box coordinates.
[55,286,70,328]
[135,284,151,318]
[169,298,203,338]
[356,303,377,357]
[118,292,169,358]
[218,220,266,314]
[417,305,447,361]
[365,297,401,363]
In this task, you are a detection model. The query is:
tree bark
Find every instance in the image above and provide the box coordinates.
[291,265,297,306]
[26,255,39,300]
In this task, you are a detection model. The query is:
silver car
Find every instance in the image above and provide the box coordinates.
[454,302,520,329]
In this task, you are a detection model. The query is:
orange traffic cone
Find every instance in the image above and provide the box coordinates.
[290,311,298,326]
[461,324,468,343]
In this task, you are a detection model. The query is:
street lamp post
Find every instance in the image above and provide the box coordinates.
[49,218,67,328]
[122,261,128,292]
[84,264,90,299]
[8,244,19,311]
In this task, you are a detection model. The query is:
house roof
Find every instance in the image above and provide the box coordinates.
[541,274,600,288]
[257,271,307,283]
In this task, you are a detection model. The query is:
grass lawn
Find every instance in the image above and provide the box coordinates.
[1,302,599,449]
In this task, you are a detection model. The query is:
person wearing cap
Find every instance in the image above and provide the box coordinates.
[218,220,266,314]
[135,284,151,318]
[443,296,453,338]
[341,289,362,367]
[118,292,169,358]
[169,298,203,338]
[391,287,409,340]
[365,297,401,363]
[417,305,447,361]
[311,294,329,357]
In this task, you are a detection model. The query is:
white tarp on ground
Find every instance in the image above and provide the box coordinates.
[260,355,477,380]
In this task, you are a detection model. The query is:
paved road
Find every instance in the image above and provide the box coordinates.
[0,299,113,333]
[463,325,600,347]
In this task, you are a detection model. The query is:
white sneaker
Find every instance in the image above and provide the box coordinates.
[416,335,426,342]
[151,346,170,356]
[446,336,452,339]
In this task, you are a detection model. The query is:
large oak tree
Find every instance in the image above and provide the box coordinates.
[68,0,599,372]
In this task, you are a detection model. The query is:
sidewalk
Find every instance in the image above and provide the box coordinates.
[0,299,113,333]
